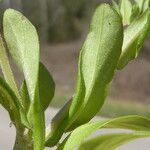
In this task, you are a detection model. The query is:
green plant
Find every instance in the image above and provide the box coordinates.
[0,0,150,150]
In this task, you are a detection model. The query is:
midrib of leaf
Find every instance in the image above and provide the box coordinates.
[0,36,20,100]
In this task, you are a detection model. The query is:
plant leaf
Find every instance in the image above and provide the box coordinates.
[39,62,55,111]
[0,35,22,100]
[117,9,150,69]
[78,132,150,150]
[130,4,140,22]
[3,9,39,101]
[45,3,123,147]
[3,9,45,150]
[112,0,121,15]
[135,0,150,13]
[0,76,29,127]
[20,62,55,112]
[19,81,30,112]
[58,115,150,150]
[68,3,123,130]
[120,0,132,25]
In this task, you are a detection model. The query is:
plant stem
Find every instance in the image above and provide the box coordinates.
[13,127,33,150]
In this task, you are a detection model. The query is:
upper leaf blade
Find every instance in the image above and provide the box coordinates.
[117,9,150,69]
[3,8,39,101]
[68,3,123,130]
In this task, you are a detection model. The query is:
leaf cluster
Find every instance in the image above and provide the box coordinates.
[0,0,150,150]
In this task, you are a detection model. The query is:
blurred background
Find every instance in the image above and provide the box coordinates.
[0,0,150,118]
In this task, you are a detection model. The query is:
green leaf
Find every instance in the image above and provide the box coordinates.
[68,3,123,130]
[3,9,39,101]
[120,0,132,25]
[58,115,150,150]
[45,99,72,146]
[135,0,150,13]
[0,76,29,127]
[39,62,55,111]
[3,9,45,150]
[45,3,123,147]
[130,4,140,22]
[0,35,30,128]
[112,0,121,15]
[20,62,55,112]
[117,9,150,69]
[0,35,21,102]
[78,132,150,150]
[19,81,30,112]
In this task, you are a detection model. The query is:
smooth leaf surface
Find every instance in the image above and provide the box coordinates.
[19,81,30,112]
[0,35,30,128]
[46,4,123,147]
[68,3,123,130]
[0,76,26,126]
[0,35,20,99]
[4,9,39,101]
[78,132,150,150]
[117,9,150,69]
[112,0,121,15]
[120,0,132,25]
[58,115,150,150]
[3,9,45,150]
[130,4,140,22]
[39,62,55,111]
[20,62,55,112]
[135,0,150,13]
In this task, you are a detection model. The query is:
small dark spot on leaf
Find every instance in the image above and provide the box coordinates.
[109,22,111,25]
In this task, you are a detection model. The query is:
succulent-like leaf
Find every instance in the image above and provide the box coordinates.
[58,115,150,150]
[3,9,45,150]
[20,62,55,112]
[39,62,55,111]
[45,3,123,147]
[120,0,132,25]
[68,3,123,130]
[3,9,39,101]
[117,9,150,69]
[78,132,150,150]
